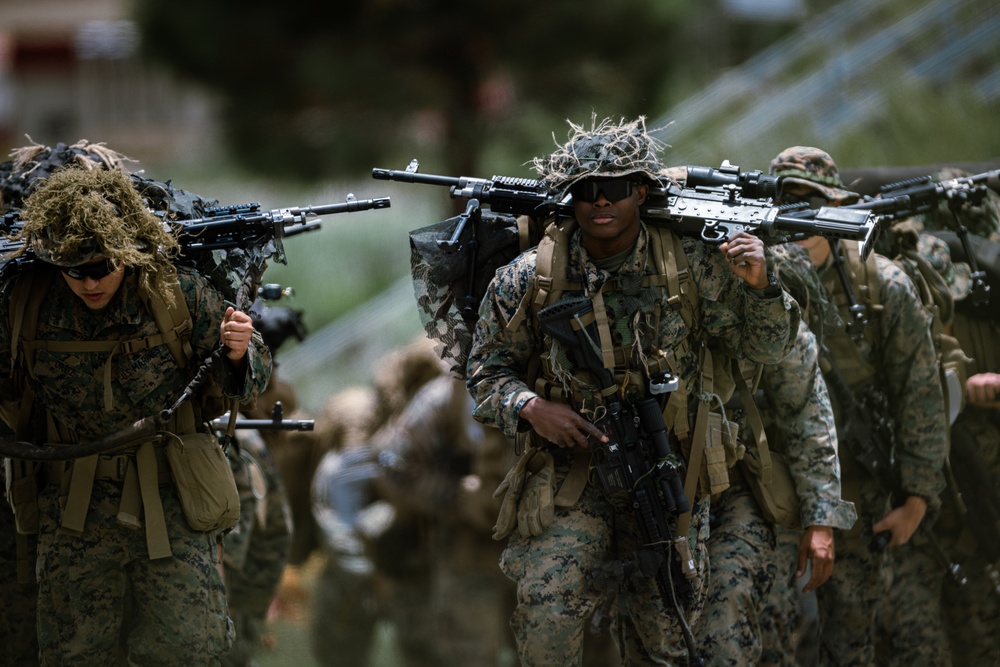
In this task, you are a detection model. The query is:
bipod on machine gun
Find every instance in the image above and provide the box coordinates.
[374,158,883,259]
[537,295,704,667]
[842,168,1000,306]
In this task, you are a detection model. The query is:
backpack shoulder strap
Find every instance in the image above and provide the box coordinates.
[137,275,194,369]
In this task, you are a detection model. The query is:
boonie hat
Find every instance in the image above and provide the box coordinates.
[769,146,860,205]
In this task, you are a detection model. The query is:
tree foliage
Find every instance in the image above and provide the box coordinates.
[133,0,690,181]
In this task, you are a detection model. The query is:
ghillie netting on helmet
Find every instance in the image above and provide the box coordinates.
[0,139,270,305]
[408,116,667,379]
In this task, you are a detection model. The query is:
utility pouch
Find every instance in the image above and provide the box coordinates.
[4,458,40,535]
[740,445,800,528]
[701,411,732,496]
[164,431,240,532]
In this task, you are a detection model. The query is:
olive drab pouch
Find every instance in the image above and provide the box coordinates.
[731,363,801,528]
[164,431,240,532]
[741,442,801,528]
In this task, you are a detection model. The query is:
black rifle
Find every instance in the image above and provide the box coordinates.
[537,295,703,667]
[946,420,1000,595]
[210,401,314,432]
[0,195,391,283]
[844,170,1000,305]
[819,346,967,586]
[373,159,881,260]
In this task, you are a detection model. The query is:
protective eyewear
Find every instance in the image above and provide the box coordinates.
[61,259,119,281]
[569,179,638,203]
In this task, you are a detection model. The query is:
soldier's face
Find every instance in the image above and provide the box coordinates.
[60,258,125,310]
[572,179,648,260]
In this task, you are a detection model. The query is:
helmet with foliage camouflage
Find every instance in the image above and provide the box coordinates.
[769,146,860,205]
[17,167,181,302]
[531,115,666,198]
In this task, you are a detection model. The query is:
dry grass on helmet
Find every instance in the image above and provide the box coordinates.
[16,167,182,304]
[531,115,668,196]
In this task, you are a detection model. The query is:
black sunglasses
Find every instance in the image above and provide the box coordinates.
[61,259,119,281]
[569,179,638,203]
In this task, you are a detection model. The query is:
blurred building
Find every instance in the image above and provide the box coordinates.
[0,0,219,164]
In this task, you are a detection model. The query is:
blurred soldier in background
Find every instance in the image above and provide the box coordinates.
[876,171,1000,666]
[221,291,305,666]
[312,337,521,666]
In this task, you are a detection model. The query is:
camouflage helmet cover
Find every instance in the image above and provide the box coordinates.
[531,115,666,197]
[769,146,860,205]
[16,167,181,302]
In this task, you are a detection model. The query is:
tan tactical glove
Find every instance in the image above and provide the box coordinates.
[492,447,555,540]
[516,450,555,538]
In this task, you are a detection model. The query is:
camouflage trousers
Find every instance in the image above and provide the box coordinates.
[874,536,952,667]
[939,549,1000,666]
[814,484,891,667]
[761,482,891,667]
[696,479,778,666]
[223,436,292,667]
[0,500,39,667]
[758,526,818,667]
[499,479,710,666]
[35,481,233,666]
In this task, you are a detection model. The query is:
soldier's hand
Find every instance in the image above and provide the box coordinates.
[720,231,768,289]
[966,372,1000,408]
[873,495,927,546]
[798,525,834,592]
[519,397,606,449]
[222,307,253,362]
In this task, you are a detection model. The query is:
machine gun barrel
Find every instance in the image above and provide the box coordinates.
[376,159,879,258]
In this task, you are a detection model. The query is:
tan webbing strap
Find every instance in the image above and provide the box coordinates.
[117,458,143,530]
[141,278,194,369]
[60,454,98,536]
[553,450,591,508]
[734,360,771,483]
[136,441,171,559]
[15,532,34,584]
[590,286,617,371]
[677,346,715,539]
[9,269,53,374]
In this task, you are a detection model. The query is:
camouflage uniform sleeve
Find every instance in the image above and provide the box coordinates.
[180,268,272,405]
[876,256,947,509]
[466,252,539,438]
[686,239,800,366]
[762,320,857,530]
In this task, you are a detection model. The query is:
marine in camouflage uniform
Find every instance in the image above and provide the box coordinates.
[875,172,1000,667]
[0,168,271,665]
[220,298,300,667]
[467,116,799,665]
[759,147,948,667]
[0,141,140,667]
[311,338,521,666]
[699,245,857,667]
[222,429,292,667]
